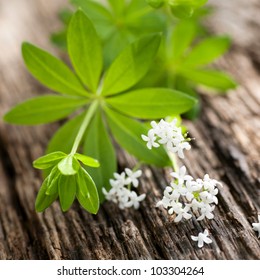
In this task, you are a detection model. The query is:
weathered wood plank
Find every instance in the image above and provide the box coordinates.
[0,0,259,259]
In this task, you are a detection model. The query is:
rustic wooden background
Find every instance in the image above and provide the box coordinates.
[0,0,259,260]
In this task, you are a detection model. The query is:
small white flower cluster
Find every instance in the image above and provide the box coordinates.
[141,119,191,159]
[102,168,146,210]
[156,166,222,223]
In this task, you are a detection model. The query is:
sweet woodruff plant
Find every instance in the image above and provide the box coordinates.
[3,0,235,230]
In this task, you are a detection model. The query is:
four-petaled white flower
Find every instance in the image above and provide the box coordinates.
[125,168,142,187]
[191,229,212,248]
[124,192,146,209]
[110,172,128,188]
[252,215,260,238]
[141,130,159,150]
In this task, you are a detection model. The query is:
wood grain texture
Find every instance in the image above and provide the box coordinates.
[0,0,259,259]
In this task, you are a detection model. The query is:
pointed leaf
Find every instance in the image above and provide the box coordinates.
[68,10,103,92]
[58,175,76,211]
[105,108,171,167]
[35,178,58,212]
[74,153,100,167]
[181,69,237,91]
[171,20,197,60]
[4,95,86,125]
[22,43,87,96]
[182,36,231,67]
[102,34,161,96]
[46,166,60,196]
[84,110,117,201]
[58,155,80,175]
[47,113,85,154]
[33,152,66,170]
[106,87,196,119]
[71,0,114,42]
[76,168,99,214]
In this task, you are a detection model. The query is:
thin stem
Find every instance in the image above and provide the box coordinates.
[169,152,179,172]
[70,100,99,155]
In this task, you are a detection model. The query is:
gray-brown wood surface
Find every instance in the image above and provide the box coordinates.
[0,0,259,259]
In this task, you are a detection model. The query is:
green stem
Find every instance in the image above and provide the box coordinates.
[169,152,179,172]
[70,101,98,155]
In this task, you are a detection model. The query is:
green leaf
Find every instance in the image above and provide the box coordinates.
[102,30,130,68]
[68,9,103,92]
[4,95,86,125]
[182,36,231,68]
[108,0,125,15]
[71,0,114,42]
[106,88,196,119]
[74,153,100,167]
[33,152,66,170]
[76,168,99,214]
[22,43,87,96]
[84,110,116,201]
[46,166,61,196]
[175,76,200,120]
[58,175,76,211]
[170,4,194,19]
[51,31,67,50]
[71,0,113,23]
[170,0,208,18]
[181,69,237,91]
[35,178,58,212]
[58,155,80,175]
[171,20,197,60]
[105,107,171,167]
[47,113,85,154]
[146,0,165,9]
[102,34,161,96]
[58,9,73,24]
[127,0,148,13]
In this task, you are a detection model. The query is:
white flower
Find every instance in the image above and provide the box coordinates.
[102,188,117,203]
[110,171,128,188]
[169,141,191,159]
[170,181,187,196]
[156,166,221,223]
[141,119,191,159]
[199,191,218,204]
[104,168,145,210]
[170,166,193,185]
[252,215,260,238]
[197,203,215,221]
[188,199,203,211]
[141,130,159,150]
[191,229,212,248]
[173,204,192,223]
[125,168,142,187]
[203,174,222,190]
[124,191,146,209]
